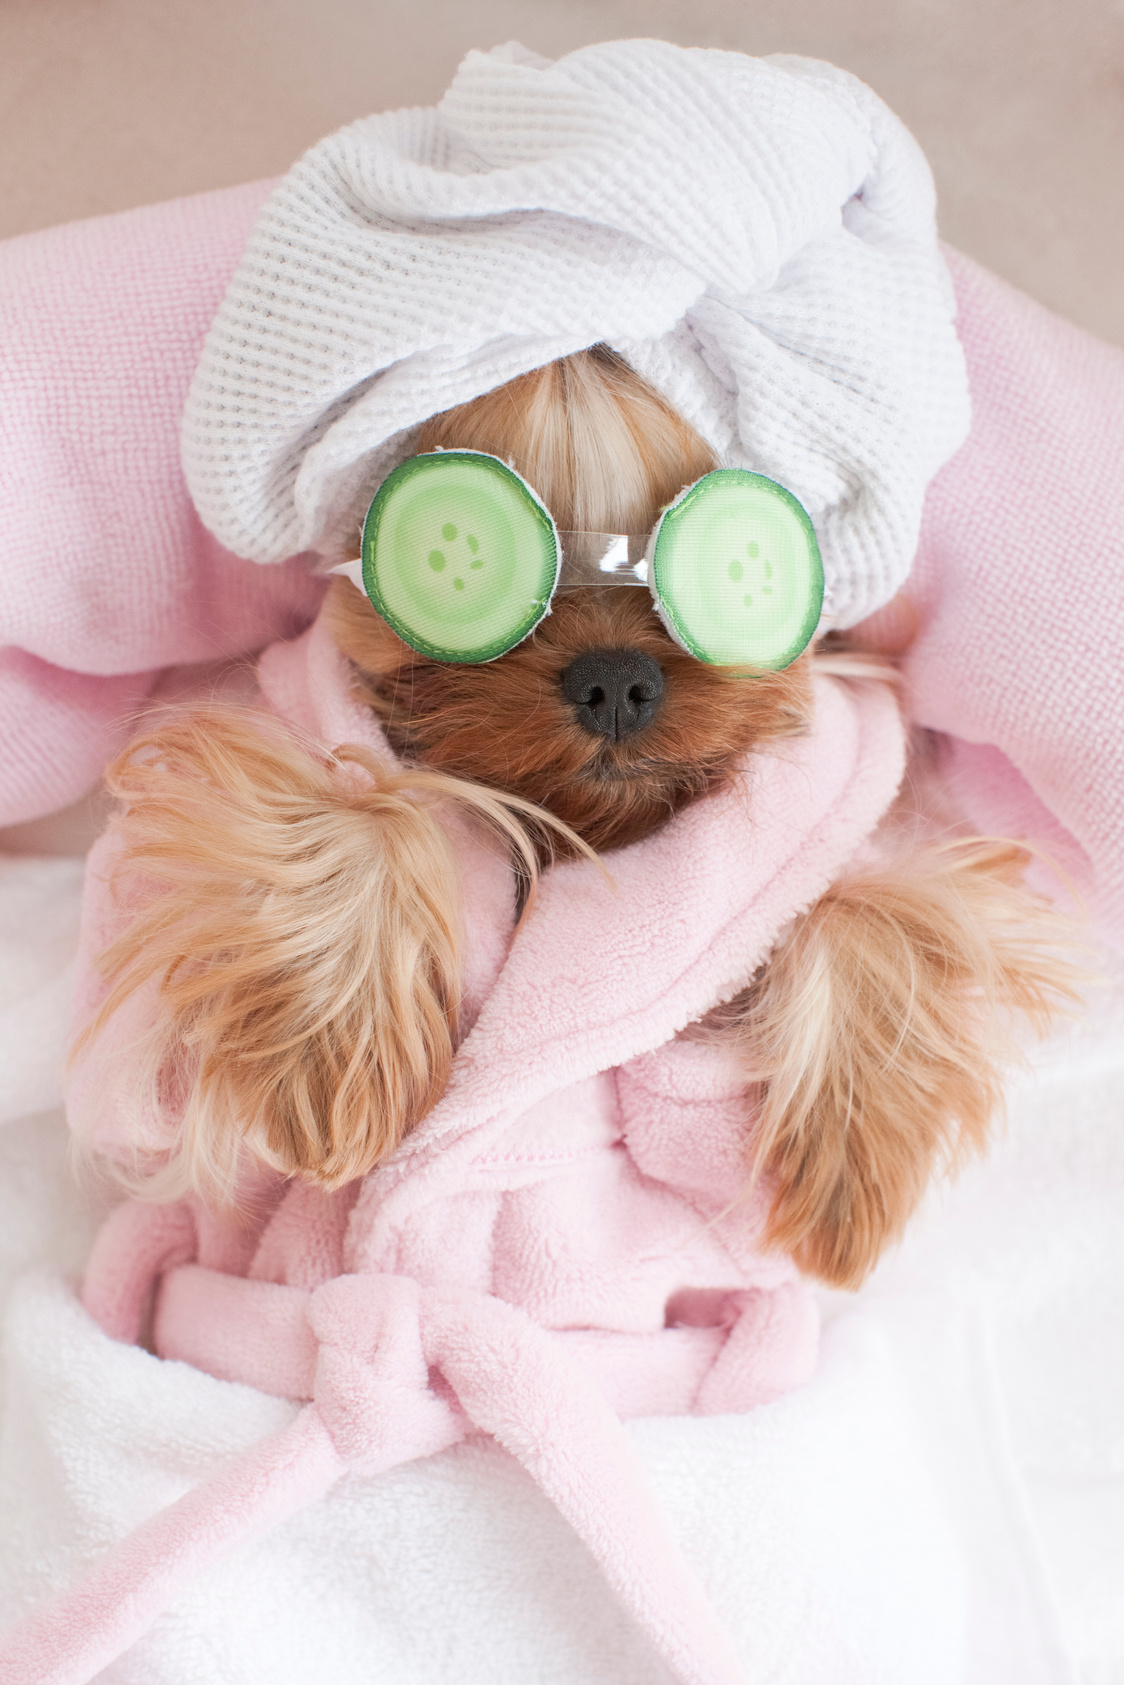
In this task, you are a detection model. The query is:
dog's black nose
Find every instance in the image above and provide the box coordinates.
[560,648,665,741]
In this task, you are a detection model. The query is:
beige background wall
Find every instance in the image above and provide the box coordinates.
[1,0,1122,346]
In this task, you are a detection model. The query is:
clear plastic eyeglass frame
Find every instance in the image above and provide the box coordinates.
[330,451,824,669]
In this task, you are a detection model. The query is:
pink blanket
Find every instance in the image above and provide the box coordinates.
[0,187,1121,936]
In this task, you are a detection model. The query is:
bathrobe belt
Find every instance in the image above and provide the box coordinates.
[0,1201,769,1685]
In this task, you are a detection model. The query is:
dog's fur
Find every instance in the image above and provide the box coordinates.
[85,345,1079,1289]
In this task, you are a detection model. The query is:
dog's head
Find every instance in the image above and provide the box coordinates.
[330,347,812,852]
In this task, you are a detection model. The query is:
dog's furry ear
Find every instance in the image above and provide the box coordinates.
[727,841,1083,1289]
[85,710,558,1205]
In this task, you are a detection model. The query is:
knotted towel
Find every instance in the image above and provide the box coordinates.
[181,40,970,627]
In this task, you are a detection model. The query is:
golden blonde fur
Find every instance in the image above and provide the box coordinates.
[706,838,1082,1287]
[84,344,1085,1292]
[82,709,588,1204]
[413,345,718,534]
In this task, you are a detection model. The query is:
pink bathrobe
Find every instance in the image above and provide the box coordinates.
[0,602,905,1685]
[2,180,1121,1685]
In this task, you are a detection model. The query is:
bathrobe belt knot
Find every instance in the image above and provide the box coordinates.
[0,1207,755,1685]
[309,1274,464,1473]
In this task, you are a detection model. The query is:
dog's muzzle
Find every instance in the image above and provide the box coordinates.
[560,648,665,741]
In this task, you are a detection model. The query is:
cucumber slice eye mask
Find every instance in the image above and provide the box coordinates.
[361,451,560,664]
[648,470,824,669]
[354,454,821,669]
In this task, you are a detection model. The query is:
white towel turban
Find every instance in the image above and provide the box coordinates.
[182,39,970,629]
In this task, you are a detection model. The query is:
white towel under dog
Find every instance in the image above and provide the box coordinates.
[1,855,1111,1685]
[182,40,970,628]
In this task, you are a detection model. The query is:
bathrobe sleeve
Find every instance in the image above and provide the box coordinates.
[0,183,324,828]
[904,249,1124,948]
[65,826,187,1162]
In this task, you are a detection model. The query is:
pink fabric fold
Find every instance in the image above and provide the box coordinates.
[0,183,324,825]
[81,1197,198,1346]
[906,248,1124,941]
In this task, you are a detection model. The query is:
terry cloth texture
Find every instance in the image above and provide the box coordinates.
[3,608,907,1685]
[6,852,1119,1684]
[180,40,971,629]
[904,252,1124,944]
[0,180,322,829]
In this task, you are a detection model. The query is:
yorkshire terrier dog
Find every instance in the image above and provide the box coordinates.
[84,344,1074,1291]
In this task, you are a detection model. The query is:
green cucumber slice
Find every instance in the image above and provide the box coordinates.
[362,451,560,664]
[649,470,824,669]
